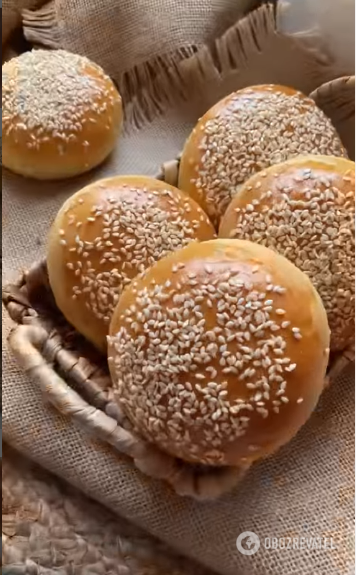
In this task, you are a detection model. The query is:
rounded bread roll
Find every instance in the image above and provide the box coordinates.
[219,155,355,352]
[2,49,122,180]
[178,84,347,226]
[108,239,330,467]
[47,176,215,351]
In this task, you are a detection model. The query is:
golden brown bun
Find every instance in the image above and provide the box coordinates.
[219,155,355,353]
[108,239,330,467]
[178,84,347,226]
[2,49,122,180]
[47,176,215,351]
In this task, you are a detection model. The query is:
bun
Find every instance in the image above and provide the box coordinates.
[219,155,355,353]
[47,176,215,351]
[178,84,347,226]
[108,239,330,467]
[2,49,122,180]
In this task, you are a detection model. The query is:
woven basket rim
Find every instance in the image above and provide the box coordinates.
[3,259,247,502]
[309,75,355,104]
[3,253,353,501]
[3,74,355,500]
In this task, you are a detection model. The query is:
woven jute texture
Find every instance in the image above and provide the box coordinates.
[3,6,355,575]
[21,0,353,127]
[2,444,214,575]
[21,0,260,126]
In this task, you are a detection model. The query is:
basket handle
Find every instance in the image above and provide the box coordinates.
[8,323,248,500]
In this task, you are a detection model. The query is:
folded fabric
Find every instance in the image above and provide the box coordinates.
[22,0,259,126]
[2,0,47,46]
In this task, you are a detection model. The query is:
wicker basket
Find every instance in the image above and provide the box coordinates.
[3,78,355,501]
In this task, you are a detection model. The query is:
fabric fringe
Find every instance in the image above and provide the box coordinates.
[179,4,333,91]
[121,46,199,132]
[22,2,199,131]
[184,5,278,83]
[20,4,276,131]
[22,3,60,48]
[21,3,335,132]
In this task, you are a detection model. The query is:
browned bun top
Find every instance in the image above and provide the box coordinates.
[108,239,330,467]
[178,84,347,226]
[2,49,122,180]
[47,176,215,351]
[219,155,355,353]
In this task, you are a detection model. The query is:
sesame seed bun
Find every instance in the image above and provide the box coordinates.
[219,155,355,353]
[47,176,215,351]
[108,239,330,467]
[2,49,122,180]
[178,84,347,226]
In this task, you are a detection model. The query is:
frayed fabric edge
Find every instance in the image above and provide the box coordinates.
[22,3,336,132]
[22,2,200,131]
[22,3,61,48]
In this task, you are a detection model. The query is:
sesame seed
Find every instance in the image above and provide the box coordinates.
[220,160,354,351]
[188,87,346,224]
[2,49,123,159]
[107,248,313,464]
[54,183,214,329]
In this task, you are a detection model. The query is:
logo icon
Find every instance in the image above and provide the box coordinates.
[236,531,260,555]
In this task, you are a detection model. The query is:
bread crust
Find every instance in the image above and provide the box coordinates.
[108,239,330,466]
[179,85,347,226]
[2,49,123,180]
[219,155,355,352]
[47,176,215,350]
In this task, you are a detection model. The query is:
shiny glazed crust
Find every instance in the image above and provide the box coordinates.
[47,176,216,351]
[2,50,123,180]
[108,239,330,467]
[219,155,355,352]
[178,84,346,226]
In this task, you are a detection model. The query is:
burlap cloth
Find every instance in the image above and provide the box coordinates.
[21,0,261,126]
[2,443,214,575]
[3,5,355,575]
[20,0,354,126]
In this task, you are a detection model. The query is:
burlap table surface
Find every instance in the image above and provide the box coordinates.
[3,6,355,575]
[3,443,215,575]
